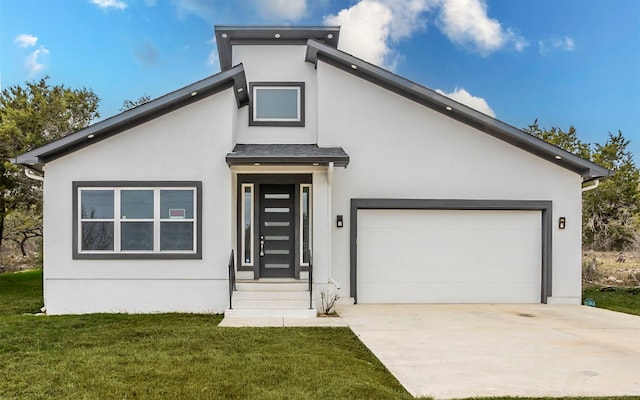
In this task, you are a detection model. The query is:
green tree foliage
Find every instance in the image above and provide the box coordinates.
[0,77,99,254]
[524,119,591,159]
[583,132,640,250]
[525,121,640,250]
[120,94,151,112]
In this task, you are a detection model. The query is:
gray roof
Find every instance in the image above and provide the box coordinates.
[13,65,248,171]
[215,26,340,71]
[226,144,349,167]
[306,39,612,181]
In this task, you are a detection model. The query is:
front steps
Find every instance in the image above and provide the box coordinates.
[224,279,317,319]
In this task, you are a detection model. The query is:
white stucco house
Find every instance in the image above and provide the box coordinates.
[14,26,610,316]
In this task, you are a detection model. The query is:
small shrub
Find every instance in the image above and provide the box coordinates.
[320,287,340,315]
[582,255,601,282]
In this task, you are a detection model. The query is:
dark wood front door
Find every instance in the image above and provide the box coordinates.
[259,184,295,278]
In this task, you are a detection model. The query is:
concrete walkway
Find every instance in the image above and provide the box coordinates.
[337,304,640,399]
[218,315,348,327]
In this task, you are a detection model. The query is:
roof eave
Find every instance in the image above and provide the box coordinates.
[13,64,249,169]
[215,26,340,71]
[305,39,613,182]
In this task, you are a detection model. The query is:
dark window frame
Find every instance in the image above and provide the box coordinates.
[249,82,305,127]
[72,181,202,260]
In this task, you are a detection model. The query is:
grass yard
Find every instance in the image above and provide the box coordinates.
[582,286,640,316]
[0,270,413,400]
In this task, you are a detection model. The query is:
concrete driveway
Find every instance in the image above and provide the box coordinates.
[336,304,640,399]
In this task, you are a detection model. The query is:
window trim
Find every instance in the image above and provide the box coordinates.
[72,181,202,260]
[249,82,305,127]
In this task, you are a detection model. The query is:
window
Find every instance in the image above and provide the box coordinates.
[249,82,305,127]
[300,184,312,266]
[73,182,201,259]
[241,183,254,266]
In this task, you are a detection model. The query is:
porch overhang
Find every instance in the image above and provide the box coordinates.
[226,144,349,167]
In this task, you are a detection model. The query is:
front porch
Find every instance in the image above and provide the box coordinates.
[224,278,316,319]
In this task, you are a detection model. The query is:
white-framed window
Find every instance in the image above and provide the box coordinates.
[249,82,305,127]
[241,183,254,266]
[73,182,201,259]
[300,184,312,266]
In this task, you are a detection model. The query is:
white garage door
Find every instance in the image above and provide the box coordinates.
[357,209,542,303]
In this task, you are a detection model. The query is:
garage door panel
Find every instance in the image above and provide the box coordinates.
[359,244,540,267]
[359,282,541,304]
[357,209,542,304]
[359,263,540,284]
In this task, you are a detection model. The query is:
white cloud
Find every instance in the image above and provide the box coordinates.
[323,0,527,70]
[539,36,576,55]
[257,0,307,21]
[206,37,219,70]
[324,1,396,69]
[435,87,495,117]
[14,34,38,48]
[437,0,527,56]
[171,0,216,24]
[25,46,49,76]
[90,0,127,10]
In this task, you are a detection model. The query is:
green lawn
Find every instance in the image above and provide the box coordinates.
[0,270,413,400]
[2,270,639,400]
[582,286,640,316]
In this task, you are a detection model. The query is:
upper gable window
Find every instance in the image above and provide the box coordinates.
[250,82,305,127]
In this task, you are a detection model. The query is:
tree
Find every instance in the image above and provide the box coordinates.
[0,77,99,254]
[583,132,640,250]
[120,94,151,112]
[525,121,640,250]
[524,119,591,159]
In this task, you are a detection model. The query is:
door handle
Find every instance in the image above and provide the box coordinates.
[259,235,265,257]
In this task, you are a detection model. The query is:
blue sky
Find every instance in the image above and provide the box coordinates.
[2,0,639,158]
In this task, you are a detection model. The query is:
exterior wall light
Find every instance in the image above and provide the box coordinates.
[336,215,343,228]
[559,217,566,229]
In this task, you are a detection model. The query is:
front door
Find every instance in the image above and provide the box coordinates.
[259,184,295,278]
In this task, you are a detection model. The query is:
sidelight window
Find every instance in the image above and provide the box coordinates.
[241,184,254,266]
[300,184,312,266]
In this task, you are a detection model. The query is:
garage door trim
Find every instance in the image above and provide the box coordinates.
[350,199,553,304]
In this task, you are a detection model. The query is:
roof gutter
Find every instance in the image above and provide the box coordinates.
[581,179,600,192]
[24,167,44,182]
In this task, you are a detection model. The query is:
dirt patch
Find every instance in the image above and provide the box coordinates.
[582,250,640,287]
[0,241,41,274]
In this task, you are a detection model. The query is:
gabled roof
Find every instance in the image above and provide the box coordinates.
[13,65,249,171]
[305,39,612,182]
[215,25,340,71]
[14,26,611,182]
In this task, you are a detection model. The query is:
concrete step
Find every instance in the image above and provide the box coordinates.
[234,290,309,300]
[235,280,309,292]
[224,308,317,319]
[232,298,315,310]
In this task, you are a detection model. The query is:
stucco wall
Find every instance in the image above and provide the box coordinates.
[316,62,583,304]
[232,45,318,144]
[42,89,236,314]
